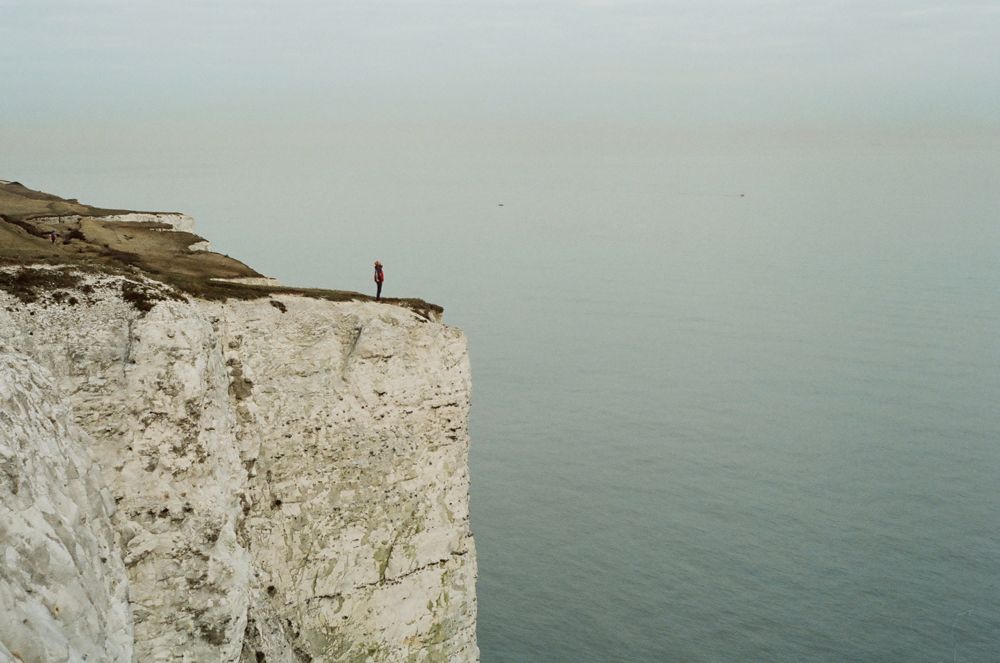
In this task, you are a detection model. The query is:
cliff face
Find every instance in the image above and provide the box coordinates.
[0,353,132,662]
[0,264,477,660]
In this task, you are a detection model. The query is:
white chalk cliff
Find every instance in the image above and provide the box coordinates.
[0,215,477,661]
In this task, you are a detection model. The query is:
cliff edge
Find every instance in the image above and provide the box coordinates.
[0,183,478,662]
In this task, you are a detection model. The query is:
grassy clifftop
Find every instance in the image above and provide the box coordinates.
[0,180,137,221]
[0,181,442,319]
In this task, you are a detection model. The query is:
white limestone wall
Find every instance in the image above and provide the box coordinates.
[213,297,478,662]
[0,270,478,662]
[0,352,133,662]
[1,275,255,661]
[30,213,196,233]
[99,213,196,232]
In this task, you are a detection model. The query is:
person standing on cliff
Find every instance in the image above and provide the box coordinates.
[374,260,385,300]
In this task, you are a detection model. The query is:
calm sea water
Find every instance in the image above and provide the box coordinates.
[7,131,999,662]
[463,142,1000,663]
[462,137,1000,663]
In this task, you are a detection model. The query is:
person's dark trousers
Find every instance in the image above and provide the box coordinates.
[376,282,382,300]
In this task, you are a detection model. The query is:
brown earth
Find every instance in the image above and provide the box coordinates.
[0,181,442,319]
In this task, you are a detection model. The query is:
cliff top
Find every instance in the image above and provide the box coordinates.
[0,181,443,319]
[0,180,143,221]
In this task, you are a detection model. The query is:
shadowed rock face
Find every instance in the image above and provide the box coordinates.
[0,184,477,661]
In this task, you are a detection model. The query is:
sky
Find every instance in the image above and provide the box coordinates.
[2,0,999,288]
[3,0,1000,133]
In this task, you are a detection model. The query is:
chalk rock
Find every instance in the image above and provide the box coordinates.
[0,352,133,662]
[28,213,196,232]
[0,270,478,662]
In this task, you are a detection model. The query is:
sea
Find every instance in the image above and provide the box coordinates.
[7,125,999,662]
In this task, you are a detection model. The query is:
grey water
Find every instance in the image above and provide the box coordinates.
[6,129,999,661]
[463,139,1000,663]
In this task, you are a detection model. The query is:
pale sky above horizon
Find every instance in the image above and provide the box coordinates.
[3,0,1000,133]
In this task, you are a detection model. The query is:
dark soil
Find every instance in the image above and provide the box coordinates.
[0,268,82,304]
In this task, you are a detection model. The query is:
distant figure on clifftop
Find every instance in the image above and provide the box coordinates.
[374,260,384,300]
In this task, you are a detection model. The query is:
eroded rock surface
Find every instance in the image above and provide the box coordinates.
[0,352,132,662]
[220,297,477,662]
[0,268,477,662]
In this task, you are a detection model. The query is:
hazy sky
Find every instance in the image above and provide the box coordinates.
[3,0,999,131]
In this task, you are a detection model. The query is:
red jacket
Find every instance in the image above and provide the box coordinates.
[374,267,384,283]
